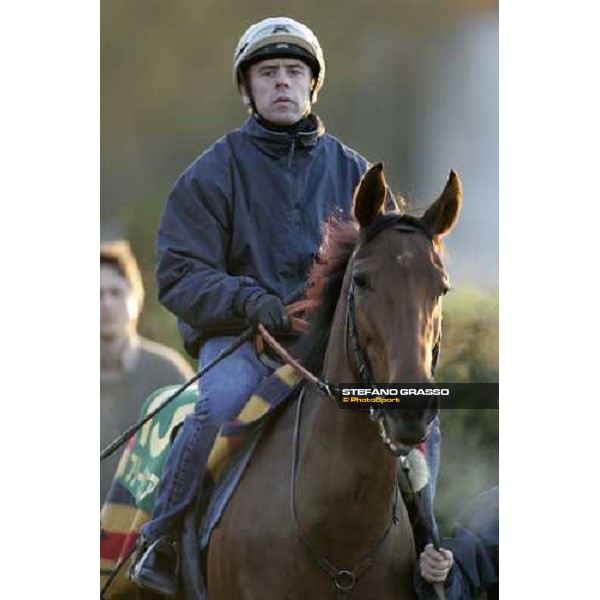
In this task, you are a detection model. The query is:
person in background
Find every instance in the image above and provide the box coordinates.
[101,240,194,505]
[414,486,499,600]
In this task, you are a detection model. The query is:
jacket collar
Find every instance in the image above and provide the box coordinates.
[243,113,325,159]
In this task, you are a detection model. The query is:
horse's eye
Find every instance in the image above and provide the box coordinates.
[353,273,370,289]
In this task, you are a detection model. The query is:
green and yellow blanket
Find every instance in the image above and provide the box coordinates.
[100,364,301,598]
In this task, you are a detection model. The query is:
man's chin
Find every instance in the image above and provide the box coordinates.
[269,117,300,127]
[262,108,303,127]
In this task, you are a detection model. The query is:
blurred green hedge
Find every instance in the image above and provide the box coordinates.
[435,288,499,534]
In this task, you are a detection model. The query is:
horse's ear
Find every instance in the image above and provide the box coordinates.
[422,170,462,238]
[353,163,387,228]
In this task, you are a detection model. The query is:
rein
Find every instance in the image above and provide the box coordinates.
[100,330,254,461]
[257,324,340,398]
[100,289,308,462]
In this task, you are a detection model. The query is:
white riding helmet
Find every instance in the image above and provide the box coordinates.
[233,17,325,103]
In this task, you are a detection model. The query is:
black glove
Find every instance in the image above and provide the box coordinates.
[244,294,291,335]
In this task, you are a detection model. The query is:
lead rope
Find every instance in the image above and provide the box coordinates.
[290,388,399,599]
[398,462,446,600]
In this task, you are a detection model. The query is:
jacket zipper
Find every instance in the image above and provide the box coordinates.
[287,136,297,169]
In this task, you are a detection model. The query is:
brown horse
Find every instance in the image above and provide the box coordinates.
[204,164,462,600]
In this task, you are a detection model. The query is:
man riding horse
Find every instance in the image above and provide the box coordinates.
[128,16,446,596]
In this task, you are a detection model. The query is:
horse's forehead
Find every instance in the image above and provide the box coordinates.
[368,230,433,263]
[358,231,446,281]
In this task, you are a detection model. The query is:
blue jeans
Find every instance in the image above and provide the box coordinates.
[142,337,272,539]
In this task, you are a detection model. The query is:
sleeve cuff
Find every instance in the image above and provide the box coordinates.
[414,563,463,600]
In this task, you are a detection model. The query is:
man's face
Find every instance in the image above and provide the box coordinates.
[244,58,313,126]
[100,264,139,338]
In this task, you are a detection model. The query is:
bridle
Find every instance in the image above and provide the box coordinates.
[259,215,446,599]
[266,214,443,405]
[261,214,443,456]
[345,213,442,389]
[344,215,442,455]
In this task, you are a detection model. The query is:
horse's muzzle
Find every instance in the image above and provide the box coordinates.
[379,408,435,449]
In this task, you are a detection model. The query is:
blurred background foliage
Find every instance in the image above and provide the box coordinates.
[436,289,499,534]
[102,0,498,531]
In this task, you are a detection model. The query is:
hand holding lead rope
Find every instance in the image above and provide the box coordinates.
[419,543,453,600]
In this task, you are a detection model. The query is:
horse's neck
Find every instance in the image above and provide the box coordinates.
[295,306,398,559]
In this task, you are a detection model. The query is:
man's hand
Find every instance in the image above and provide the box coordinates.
[419,543,453,584]
[244,294,291,335]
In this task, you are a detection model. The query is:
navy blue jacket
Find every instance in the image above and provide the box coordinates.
[415,487,499,600]
[156,115,368,356]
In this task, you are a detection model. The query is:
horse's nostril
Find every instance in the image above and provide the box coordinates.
[380,411,432,449]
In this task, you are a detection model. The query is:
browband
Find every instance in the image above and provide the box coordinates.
[359,213,433,245]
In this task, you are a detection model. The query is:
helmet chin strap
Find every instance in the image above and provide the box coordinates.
[239,72,259,116]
